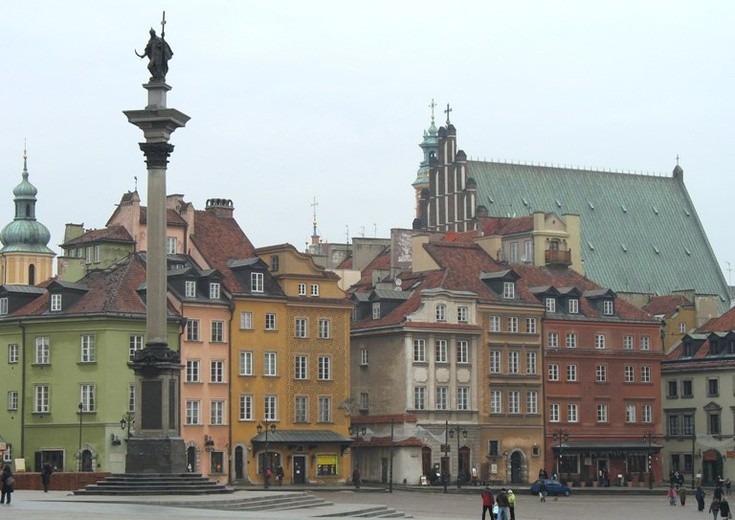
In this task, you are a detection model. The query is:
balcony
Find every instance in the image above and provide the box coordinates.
[545,249,572,267]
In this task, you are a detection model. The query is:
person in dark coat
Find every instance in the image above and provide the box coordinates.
[710,498,721,520]
[697,486,707,511]
[0,465,13,505]
[680,486,688,506]
[720,497,731,520]
[41,462,53,492]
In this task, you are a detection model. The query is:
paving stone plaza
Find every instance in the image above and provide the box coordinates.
[0,488,725,520]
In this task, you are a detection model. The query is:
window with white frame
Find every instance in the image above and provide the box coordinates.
[642,404,652,423]
[360,348,368,366]
[240,312,252,330]
[457,387,469,410]
[679,322,687,333]
[372,302,380,319]
[129,334,143,361]
[85,246,93,264]
[568,403,579,422]
[265,313,276,330]
[413,339,426,362]
[525,317,537,334]
[457,341,469,364]
[50,293,62,312]
[294,396,308,422]
[239,394,253,421]
[211,320,225,342]
[508,316,518,333]
[295,355,307,379]
[549,403,560,422]
[548,332,559,348]
[491,390,502,414]
[186,360,200,382]
[414,386,426,410]
[503,281,515,299]
[0,298,8,315]
[186,319,200,341]
[298,283,306,296]
[640,335,651,351]
[251,272,264,293]
[625,404,636,422]
[568,299,579,313]
[310,284,319,297]
[508,351,519,374]
[7,391,18,411]
[211,400,225,425]
[624,366,635,383]
[436,387,449,410]
[545,298,556,312]
[264,395,277,421]
[318,356,331,380]
[623,335,633,350]
[601,300,613,315]
[435,340,448,363]
[35,336,50,365]
[526,391,538,414]
[94,245,101,263]
[490,351,501,373]
[566,364,578,382]
[210,360,225,383]
[239,350,253,376]
[8,344,18,364]
[597,403,608,423]
[80,384,95,412]
[457,306,469,323]
[594,334,606,349]
[317,396,331,422]
[34,384,49,413]
[185,280,196,298]
[548,363,559,381]
[641,366,651,383]
[264,352,277,376]
[526,351,537,374]
[595,364,607,382]
[166,236,177,254]
[295,318,307,338]
[318,319,330,339]
[565,332,577,348]
[186,400,200,424]
[490,316,501,332]
[80,334,96,363]
[128,384,136,413]
[360,392,369,412]
[435,304,446,321]
[508,391,520,414]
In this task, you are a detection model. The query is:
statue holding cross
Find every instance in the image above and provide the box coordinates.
[136,12,173,83]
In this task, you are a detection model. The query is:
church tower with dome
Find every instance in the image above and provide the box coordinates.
[0,150,55,285]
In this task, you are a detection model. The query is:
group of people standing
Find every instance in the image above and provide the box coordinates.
[480,486,516,520]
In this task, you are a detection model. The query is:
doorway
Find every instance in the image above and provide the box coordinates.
[422,446,432,477]
[81,449,93,471]
[187,446,197,472]
[234,446,244,480]
[293,455,306,484]
[510,451,523,483]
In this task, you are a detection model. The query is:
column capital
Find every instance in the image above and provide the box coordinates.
[139,142,175,169]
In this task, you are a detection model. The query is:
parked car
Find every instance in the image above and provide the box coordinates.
[530,478,571,496]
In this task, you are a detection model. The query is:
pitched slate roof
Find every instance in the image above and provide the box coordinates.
[643,294,693,317]
[61,225,134,247]
[467,160,729,309]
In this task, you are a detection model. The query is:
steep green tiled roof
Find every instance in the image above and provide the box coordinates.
[468,160,728,309]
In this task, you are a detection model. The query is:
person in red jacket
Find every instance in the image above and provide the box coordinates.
[481,486,495,520]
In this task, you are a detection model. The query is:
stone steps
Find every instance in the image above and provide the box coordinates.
[73,473,232,495]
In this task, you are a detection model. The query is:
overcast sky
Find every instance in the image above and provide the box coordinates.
[3,2,734,282]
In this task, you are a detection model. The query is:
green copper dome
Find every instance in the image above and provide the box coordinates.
[0,156,53,254]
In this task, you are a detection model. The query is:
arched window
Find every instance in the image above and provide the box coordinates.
[28,264,36,285]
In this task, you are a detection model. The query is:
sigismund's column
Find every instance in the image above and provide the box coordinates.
[123,17,190,474]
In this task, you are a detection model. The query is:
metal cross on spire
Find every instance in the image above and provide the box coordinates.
[429,99,436,124]
[444,103,452,125]
[160,11,167,39]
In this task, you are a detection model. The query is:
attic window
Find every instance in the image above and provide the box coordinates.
[436,304,446,322]
[0,297,7,315]
[270,255,279,272]
[251,272,264,293]
[372,302,380,320]
[545,298,556,313]
[568,299,579,314]
[185,280,196,298]
[209,283,221,299]
[50,294,62,312]
[602,300,614,316]
[503,282,515,299]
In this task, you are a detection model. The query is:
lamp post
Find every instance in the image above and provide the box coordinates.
[349,425,367,473]
[120,413,135,442]
[643,431,656,489]
[78,402,84,471]
[551,429,569,478]
[448,424,468,488]
[257,421,276,489]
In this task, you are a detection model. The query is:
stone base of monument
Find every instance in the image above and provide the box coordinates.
[73,473,232,495]
[125,437,187,474]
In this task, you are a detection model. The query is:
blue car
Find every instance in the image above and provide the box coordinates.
[530,478,571,496]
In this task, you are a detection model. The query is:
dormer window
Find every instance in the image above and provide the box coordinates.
[209,282,221,299]
[436,304,446,322]
[0,297,7,316]
[567,299,578,314]
[166,236,177,255]
[251,272,264,293]
[310,284,320,297]
[50,294,62,312]
[270,255,280,272]
[185,280,196,298]
[457,306,468,323]
[602,300,614,315]
[372,302,380,320]
[545,298,556,312]
[503,282,515,299]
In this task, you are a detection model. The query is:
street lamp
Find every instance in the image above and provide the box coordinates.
[349,425,367,472]
[120,413,135,442]
[257,421,276,489]
[551,429,569,478]
[448,425,468,488]
[643,431,656,489]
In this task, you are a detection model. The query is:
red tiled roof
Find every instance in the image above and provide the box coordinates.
[643,294,693,317]
[140,207,188,227]
[697,305,735,333]
[336,255,353,269]
[61,225,134,247]
[348,249,392,293]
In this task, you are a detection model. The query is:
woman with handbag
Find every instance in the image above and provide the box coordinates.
[720,497,732,520]
[0,464,13,505]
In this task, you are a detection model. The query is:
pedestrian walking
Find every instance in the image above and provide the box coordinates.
[496,488,510,520]
[352,468,361,490]
[0,464,13,505]
[697,486,707,511]
[275,464,284,486]
[539,480,548,502]
[668,485,678,506]
[507,489,516,520]
[481,485,495,520]
[680,486,688,506]
[710,498,721,520]
[720,497,731,520]
[41,462,53,492]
